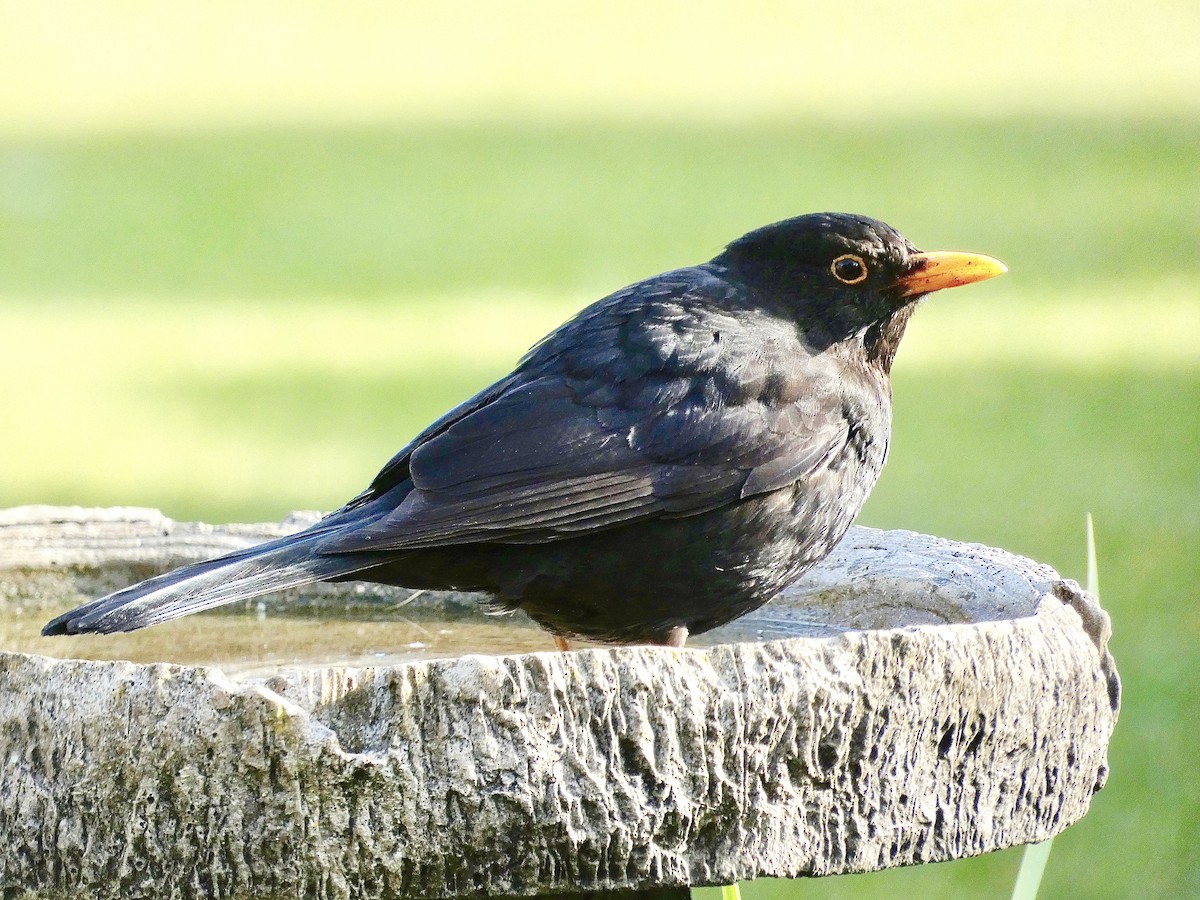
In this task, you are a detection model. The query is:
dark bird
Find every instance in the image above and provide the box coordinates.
[43,213,1004,647]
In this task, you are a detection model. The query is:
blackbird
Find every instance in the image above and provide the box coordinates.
[43,212,1004,647]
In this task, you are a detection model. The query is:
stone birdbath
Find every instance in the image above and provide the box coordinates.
[0,506,1119,899]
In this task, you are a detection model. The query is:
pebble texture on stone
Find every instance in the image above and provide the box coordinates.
[0,507,1119,899]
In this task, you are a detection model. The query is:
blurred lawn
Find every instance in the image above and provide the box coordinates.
[2,2,1199,898]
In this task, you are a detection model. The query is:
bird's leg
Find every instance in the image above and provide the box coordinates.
[662,625,689,648]
[553,628,686,652]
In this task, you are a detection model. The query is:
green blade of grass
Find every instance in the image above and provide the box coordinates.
[1087,512,1100,597]
[1011,514,1099,900]
[1012,839,1054,900]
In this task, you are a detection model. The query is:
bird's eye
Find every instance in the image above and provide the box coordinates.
[831,254,868,285]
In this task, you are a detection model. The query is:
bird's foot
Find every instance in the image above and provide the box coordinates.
[662,625,688,648]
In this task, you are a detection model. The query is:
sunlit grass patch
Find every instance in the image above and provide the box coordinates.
[1,281,1194,520]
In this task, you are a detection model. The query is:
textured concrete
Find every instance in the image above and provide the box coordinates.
[0,507,1119,899]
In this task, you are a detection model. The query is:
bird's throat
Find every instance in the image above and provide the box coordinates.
[864,305,916,373]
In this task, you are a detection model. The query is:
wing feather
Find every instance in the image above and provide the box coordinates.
[321,270,856,554]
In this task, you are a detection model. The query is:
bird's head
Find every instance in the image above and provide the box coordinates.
[712,212,1006,370]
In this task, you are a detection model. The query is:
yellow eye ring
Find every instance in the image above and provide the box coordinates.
[831,254,868,285]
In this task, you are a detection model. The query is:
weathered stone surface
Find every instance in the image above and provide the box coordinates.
[0,507,1119,899]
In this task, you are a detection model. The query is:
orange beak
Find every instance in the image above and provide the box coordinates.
[895,250,1007,297]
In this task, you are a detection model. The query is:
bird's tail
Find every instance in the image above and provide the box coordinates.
[41,525,379,636]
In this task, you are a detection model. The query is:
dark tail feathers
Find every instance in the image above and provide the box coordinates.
[42,527,378,636]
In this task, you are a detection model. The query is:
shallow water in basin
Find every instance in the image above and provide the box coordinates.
[1,604,574,674]
[1,601,756,674]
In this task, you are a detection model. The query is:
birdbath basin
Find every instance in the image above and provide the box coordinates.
[0,506,1119,899]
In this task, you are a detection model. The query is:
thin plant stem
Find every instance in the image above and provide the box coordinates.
[1011,513,1099,900]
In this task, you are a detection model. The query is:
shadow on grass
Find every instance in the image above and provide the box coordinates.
[1,116,1197,299]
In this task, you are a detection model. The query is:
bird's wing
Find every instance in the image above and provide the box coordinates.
[321,271,854,553]
[334,371,526,512]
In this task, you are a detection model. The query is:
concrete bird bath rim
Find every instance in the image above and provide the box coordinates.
[0,506,1119,899]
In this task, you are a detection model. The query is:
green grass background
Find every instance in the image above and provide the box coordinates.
[2,3,1198,897]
